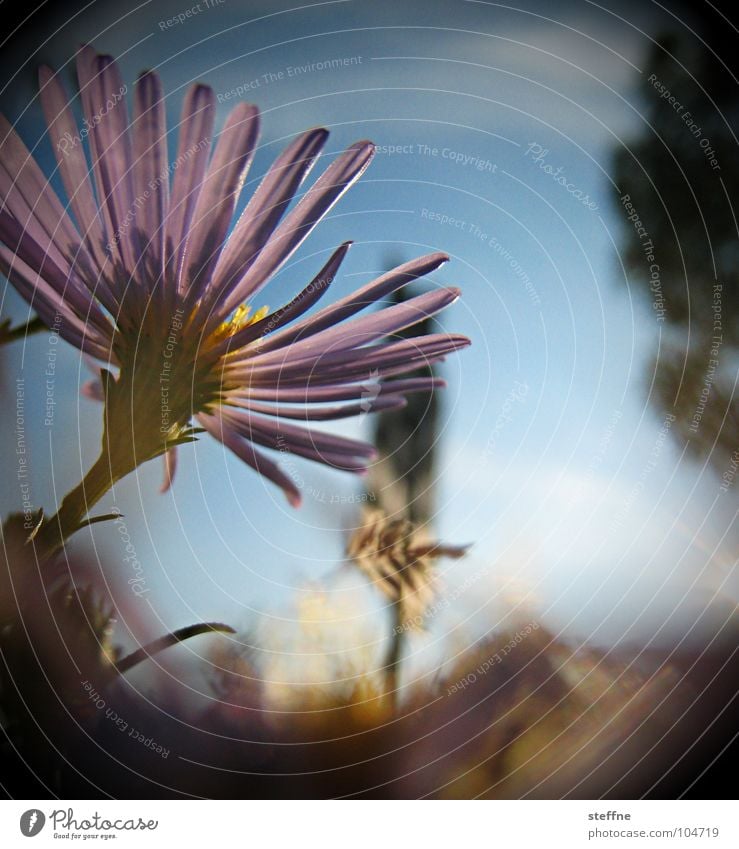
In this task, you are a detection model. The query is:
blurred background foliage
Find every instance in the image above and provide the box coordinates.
[612,22,738,471]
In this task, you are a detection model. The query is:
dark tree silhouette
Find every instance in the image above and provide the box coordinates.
[613,16,738,475]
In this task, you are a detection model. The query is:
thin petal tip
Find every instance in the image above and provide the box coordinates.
[38,65,55,85]
[137,69,161,86]
[94,53,116,72]
[76,43,95,59]
[351,139,376,159]
[231,101,260,120]
[447,287,463,307]
[189,82,216,104]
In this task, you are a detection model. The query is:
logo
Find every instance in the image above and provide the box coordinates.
[359,369,381,421]
[20,810,45,837]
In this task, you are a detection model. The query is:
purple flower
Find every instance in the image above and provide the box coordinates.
[0,47,469,507]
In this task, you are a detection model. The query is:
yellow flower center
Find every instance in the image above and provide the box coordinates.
[214,303,270,341]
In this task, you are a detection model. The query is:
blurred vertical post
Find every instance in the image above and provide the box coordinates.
[365,260,441,528]
[365,254,443,707]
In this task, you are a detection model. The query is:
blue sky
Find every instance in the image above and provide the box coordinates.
[1,0,735,685]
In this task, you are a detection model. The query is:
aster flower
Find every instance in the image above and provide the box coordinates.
[0,46,469,551]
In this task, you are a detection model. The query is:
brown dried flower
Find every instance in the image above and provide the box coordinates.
[347,509,468,629]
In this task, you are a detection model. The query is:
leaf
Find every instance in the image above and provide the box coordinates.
[114,622,236,675]
[74,512,122,531]
[0,315,46,346]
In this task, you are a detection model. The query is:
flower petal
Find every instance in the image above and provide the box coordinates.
[227,393,407,421]
[159,446,178,493]
[164,83,215,286]
[76,48,140,276]
[0,242,111,358]
[248,286,461,363]
[37,64,111,278]
[81,376,104,401]
[0,209,112,339]
[132,70,169,281]
[182,102,259,299]
[254,251,449,354]
[229,375,446,404]
[217,241,350,355]
[209,127,329,313]
[230,333,470,386]
[198,411,302,507]
[219,407,376,472]
[0,111,118,315]
[0,114,92,280]
[220,140,375,311]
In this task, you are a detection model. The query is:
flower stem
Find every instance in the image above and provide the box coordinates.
[384,600,405,710]
[34,451,117,558]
